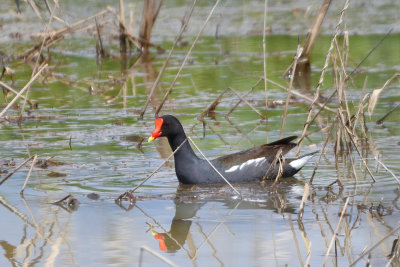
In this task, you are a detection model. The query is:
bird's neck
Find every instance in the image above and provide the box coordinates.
[167,133,198,161]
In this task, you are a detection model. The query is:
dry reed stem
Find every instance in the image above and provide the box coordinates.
[116,138,189,202]
[23,8,112,59]
[198,87,229,119]
[338,113,376,181]
[322,197,350,266]
[283,0,331,78]
[0,81,36,107]
[348,27,394,79]
[187,136,241,196]
[377,103,400,125]
[288,215,305,266]
[374,156,400,185]
[272,151,285,186]
[228,87,265,119]
[95,18,106,59]
[280,44,302,138]
[119,0,128,70]
[309,122,334,184]
[349,224,400,266]
[191,201,241,260]
[352,94,369,135]
[302,0,332,57]
[331,41,365,182]
[27,0,42,20]
[31,8,112,39]
[368,73,400,118]
[296,0,350,154]
[0,64,47,118]
[298,219,312,266]
[261,148,283,182]
[0,195,37,229]
[298,183,310,220]
[139,0,163,51]
[138,206,190,255]
[226,78,263,117]
[155,0,221,117]
[262,0,268,114]
[0,155,35,186]
[139,0,197,120]
[265,77,336,113]
[20,154,38,195]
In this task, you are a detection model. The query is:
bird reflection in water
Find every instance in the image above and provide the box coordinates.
[145,179,304,253]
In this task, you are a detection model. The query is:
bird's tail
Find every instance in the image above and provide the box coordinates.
[287,151,319,171]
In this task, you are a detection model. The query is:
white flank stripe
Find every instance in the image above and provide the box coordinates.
[289,155,313,170]
[225,157,265,173]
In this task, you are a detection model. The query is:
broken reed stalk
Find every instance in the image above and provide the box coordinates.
[374,156,400,184]
[119,0,127,70]
[116,138,188,202]
[347,27,393,79]
[262,0,268,115]
[352,93,369,135]
[21,4,57,114]
[22,8,112,59]
[20,154,38,195]
[0,64,47,118]
[377,103,400,125]
[95,18,106,60]
[322,197,349,267]
[198,87,229,119]
[31,8,112,39]
[0,155,35,186]
[309,122,335,184]
[266,77,336,113]
[280,44,302,138]
[154,0,221,117]
[226,78,263,117]
[283,0,331,82]
[261,148,283,182]
[191,201,241,260]
[0,81,36,108]
[368,73,400,118]
[139,0,163,51]
[349,224,400,267]
[273,152,285,185]
[298,183,310,220]
[129,139,187,193]
[27,0,42,20]
[228,87,265,119]
[338,114,376,181]
[302,0,332,58]
[139,245,179,267]
[139,0,197,120]
[296,0,350,154]
[187,136,241,196]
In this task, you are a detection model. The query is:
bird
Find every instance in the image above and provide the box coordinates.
[148,115,317,184]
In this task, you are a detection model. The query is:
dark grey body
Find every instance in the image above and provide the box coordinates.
[155,115,315,184]
[167,129,311,184]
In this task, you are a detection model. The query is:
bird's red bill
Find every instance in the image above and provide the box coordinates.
[148,117,163,142]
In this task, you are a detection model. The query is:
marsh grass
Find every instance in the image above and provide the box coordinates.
[0,0,399,266]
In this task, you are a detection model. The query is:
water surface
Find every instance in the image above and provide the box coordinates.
[1,1,400,266]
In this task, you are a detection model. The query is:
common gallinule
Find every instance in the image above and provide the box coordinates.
[148,115,316,184]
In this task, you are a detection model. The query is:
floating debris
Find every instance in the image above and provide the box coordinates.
[87,193,100,200]
[47,171,67,178]
[52,194,80,211]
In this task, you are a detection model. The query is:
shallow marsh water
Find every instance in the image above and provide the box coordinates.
[1,1,400,266]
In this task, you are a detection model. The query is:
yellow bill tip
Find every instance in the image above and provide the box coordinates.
[148,136,155,142]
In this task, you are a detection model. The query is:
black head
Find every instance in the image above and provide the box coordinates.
[148,115,184,142]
